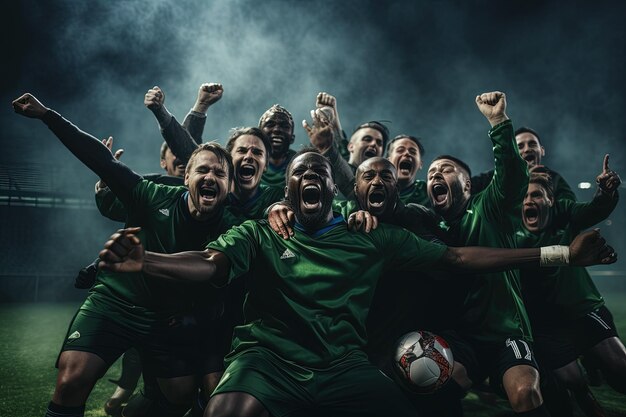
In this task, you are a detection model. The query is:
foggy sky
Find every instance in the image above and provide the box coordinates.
[3,0,625,180]
[1,0,625,276]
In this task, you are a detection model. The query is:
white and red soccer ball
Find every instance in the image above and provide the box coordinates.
[392,330,454,393]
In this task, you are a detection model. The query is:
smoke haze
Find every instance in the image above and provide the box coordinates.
[1,0,624,298]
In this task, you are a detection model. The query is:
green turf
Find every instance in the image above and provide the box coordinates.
[1,296,625,417]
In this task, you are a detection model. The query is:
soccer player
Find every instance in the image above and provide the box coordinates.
[90,138,194,416]
[516,161,624,416]
[147,83,298,188]
[12,92,241,417]
[304,93,427,203]
[471,126,577,201]
[385,134,429,205]
[99,149,615,417]
[145,86,284,219]
[424,91,558,416]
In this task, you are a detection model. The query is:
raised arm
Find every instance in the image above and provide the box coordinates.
[12,93,141,203]
[144,86,199,162]
[98,227,232,286]
[181,83,224,144]
[303,105,356,198]
[475,91,528,211]
[558,154,620,229]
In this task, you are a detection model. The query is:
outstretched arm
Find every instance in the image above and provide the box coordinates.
[98,227,232,286]
[441,229,616,272]
[13,93,141,203]
[145,86,199,162]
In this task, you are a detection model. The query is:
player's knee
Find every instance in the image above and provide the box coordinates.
[55,370,95,403]
[507,383,543,412]
[205,393,266,417]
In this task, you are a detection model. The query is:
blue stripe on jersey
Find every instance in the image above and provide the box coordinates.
[294,215,345,238]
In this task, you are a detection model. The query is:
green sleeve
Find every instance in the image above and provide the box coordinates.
[554,190,618,231]
[322,140,356,199]
[205,220,258,285]
[553,174,577,202]
[332,199,358,218]
[480,120,529,218]
[375,225,447,271]
[95,187,128,222]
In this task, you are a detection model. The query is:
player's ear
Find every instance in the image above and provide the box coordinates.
[160,158,167,170]
[284,186,288,199]
[464,178,471,194]
[334,184,339,196]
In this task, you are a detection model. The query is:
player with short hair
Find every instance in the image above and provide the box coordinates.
[12,92,241,417]
[99,149,615,417]
[385,134,429,205]
[516,161,624,415]
[471,125,577,201]
[425,91,555,416]
[145,86,284,219]
[304,93,427,203]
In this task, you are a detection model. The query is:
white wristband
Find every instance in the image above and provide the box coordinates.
[540,245,570,267]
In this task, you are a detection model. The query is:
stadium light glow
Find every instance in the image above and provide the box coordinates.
[578,182,592,189]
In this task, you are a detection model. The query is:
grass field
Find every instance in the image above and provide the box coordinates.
[2,293,626,417]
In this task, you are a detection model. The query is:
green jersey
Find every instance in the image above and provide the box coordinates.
[399,180,430,206]
[261,150,296,188]
[438,120,532,343]
[515,191,618,325]
[228,184,284,220]
[85,180,242,320]
[206,218,447,368]
[95,174,184,222]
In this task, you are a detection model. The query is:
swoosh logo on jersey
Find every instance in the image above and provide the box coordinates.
[159,208,170,216]
[68,331,81,341]
[280,249,296,260]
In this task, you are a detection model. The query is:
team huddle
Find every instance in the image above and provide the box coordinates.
[12,85,623,417]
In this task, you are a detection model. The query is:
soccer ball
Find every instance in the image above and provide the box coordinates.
[392,330,454,393]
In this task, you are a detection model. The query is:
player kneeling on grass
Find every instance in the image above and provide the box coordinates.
[516,159,624,416]
[99,150,616,417]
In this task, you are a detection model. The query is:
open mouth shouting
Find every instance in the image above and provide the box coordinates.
[522,153,537,166]
[367,187,387,214]
[301,183,322,212]
[431,182,449,207]
[238,164,257,184]
[398,158,414,178]
[364,147,378,159]
[199,183,218,205]
[523,204,542,231]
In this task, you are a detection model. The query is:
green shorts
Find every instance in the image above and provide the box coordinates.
[58,307,198,378]
[212,347,415,417]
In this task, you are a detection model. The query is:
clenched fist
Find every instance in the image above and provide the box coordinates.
[475,91,509,127]
[12,93,49,119]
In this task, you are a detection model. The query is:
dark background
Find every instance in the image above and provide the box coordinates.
[1,0,625,300]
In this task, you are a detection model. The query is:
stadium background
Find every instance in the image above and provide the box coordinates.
[0,1,625,415]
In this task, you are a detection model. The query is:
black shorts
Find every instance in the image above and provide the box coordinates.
[439,330,538,393]
[194,277,247,375]
[532,305,618,370]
